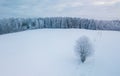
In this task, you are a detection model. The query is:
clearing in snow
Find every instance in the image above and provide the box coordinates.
[0,29,120,76]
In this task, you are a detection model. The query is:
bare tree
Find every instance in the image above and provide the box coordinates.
[75,36,93,63]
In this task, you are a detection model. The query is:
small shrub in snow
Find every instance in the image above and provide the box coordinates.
[75,36,93,63]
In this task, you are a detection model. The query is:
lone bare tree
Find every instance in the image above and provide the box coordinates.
[75,36,93,63]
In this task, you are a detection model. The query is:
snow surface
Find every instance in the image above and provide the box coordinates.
[0,29,120,76]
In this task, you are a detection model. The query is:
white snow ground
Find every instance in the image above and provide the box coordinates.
[0,29,120,76]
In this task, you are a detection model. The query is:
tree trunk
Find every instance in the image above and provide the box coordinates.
[81,55,86,63]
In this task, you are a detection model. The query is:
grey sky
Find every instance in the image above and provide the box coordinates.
[0,0,120,20]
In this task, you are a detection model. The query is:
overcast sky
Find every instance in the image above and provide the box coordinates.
[0,0,120,20]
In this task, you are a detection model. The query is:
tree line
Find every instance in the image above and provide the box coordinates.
[0,17,120,34]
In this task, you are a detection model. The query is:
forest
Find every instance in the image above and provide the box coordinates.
[0,17,120,34]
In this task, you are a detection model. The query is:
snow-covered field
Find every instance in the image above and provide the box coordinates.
[0,29,120,76]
